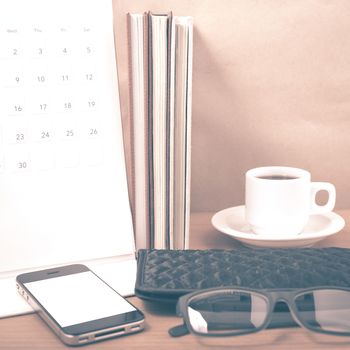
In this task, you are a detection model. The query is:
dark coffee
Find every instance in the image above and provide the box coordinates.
[257,175,299,180]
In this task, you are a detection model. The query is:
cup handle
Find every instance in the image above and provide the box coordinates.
[310,182,336,215]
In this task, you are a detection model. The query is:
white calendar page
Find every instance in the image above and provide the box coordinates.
[0,0,135,273]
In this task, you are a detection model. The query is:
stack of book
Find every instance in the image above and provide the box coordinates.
[127,12,193,250]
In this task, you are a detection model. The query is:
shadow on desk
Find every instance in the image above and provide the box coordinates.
[191,330,350,349]
[142,300,176,316]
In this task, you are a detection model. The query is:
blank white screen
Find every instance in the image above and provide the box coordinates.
[24,271,136,327]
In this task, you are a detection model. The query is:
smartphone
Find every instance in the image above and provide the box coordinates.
[16,264,144,346]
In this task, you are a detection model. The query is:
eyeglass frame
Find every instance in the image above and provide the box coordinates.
[170,286,350,338]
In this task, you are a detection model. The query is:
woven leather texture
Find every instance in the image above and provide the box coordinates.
[135,248,350,302]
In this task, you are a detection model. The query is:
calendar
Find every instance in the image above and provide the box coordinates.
[0,0,135,304]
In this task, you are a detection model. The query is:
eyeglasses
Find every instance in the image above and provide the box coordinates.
[169,287,350,338]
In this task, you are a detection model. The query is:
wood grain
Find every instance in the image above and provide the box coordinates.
[1,210,349,349]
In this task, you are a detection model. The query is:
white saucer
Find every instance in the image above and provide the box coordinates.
[211,205,345,248]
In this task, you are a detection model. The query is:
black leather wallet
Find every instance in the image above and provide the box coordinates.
[135,248,350,303]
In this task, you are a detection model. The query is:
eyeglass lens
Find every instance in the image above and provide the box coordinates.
[187,290,269,335]
[294,289,350,334]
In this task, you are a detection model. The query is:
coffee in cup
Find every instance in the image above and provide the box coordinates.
[245,166,336,237]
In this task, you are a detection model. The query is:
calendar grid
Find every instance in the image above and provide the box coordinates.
[1,24,104,172]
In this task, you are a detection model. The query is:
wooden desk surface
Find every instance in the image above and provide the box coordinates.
[1,210,350,350]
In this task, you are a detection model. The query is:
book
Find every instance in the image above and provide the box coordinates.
[148,12,173,249]
[171,16,193,249]
[127,13,150,249]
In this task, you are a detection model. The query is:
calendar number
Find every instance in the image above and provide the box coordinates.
[86,74,93,81]
[89,128,98,136]
[14,105,23,112]
[38,48,43,55]
[37,75,46,83]
[62,47,68,54]
[16,133,25,141]
[15,76,20,84]
[86,46,91,54]
[88,101,96,108]
[66,129,74,137]
[62,75,69,81]
[64,102,72,109]
[41,131,50,139]
[18,161,27,169]
[13,48,18,56]
[39,104,47,111]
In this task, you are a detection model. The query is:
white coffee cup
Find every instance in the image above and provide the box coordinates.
[245,166,336,237]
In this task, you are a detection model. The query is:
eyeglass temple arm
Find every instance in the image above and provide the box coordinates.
[168,323,190,337]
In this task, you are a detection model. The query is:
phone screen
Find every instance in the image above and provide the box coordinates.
[24,271,136,327]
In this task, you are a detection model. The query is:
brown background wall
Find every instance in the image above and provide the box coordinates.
[114,0,350,212]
